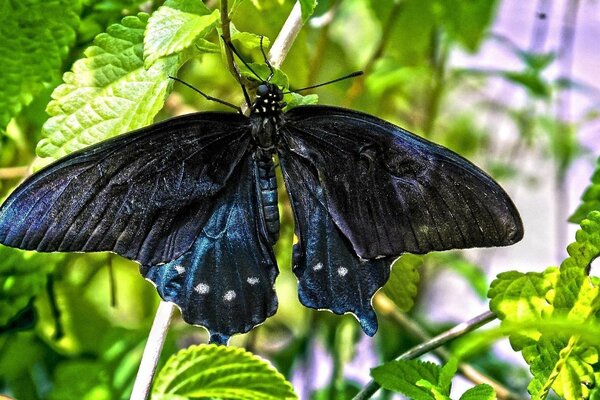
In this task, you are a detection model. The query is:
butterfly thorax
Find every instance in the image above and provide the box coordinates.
[250,83,285,159]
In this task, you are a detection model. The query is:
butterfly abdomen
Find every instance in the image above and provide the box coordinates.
[255,157,279,244]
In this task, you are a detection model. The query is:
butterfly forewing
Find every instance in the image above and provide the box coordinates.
[281,105,523,259]
[0,113,251,265]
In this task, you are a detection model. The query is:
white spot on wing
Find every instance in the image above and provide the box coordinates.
[194,283,209,294]
[247,277,259,285]
[223,290,236,302]
[337,267,348,277]
[174,265,185,274]
[313,262,323,271]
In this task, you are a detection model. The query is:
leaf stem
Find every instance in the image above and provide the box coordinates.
[268,1,304,69]
[130,301,175,400]
[352,310,497,400]
[0,166,30,179]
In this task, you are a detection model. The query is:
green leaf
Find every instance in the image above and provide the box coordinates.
[231,29,270,51]
[459,384,496,400]
[489,211,600,399]
[0,247,64,327]
[383,254,422,311]
[502,71,551,98]
[438,358,458,394]
[144,0,219,66]
[152,344,297,399]
[299,0,318,22]
[37,13,181,162]
[240,63,289,88]
[48,360,112,400]
[438,0,499,52]
[570,156,600,224]
[285,93,319,110]
[0,0,80,131]
[371,359,442,400]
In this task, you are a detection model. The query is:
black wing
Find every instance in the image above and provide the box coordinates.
[141,155,278,344]
[0,113,251,265]
[282,105,523,259]
[280,150,391,336]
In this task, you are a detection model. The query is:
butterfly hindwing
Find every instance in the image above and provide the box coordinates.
[0,113,251,265]
[141,155,278,344]
[280,150,392,336]
[282,105,523,259]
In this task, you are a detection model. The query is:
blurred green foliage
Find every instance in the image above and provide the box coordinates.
[0,0,599,399]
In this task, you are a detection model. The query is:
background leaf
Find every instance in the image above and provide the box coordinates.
[152,344,297,399]
[0,0,80,131]
[383,254,422,311]
[144,0,219,66]
[570,156,600,224]
[37,13,181,162]
[0,248,63,327]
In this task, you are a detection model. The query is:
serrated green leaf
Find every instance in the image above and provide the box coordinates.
[570,156,600,224]
[438,358,458,394]
[0,247,64,327]
[299,0,317,22]
[37,13,181,162]
[0,0,80,131]
[383,254,421,312]
[152,344,297,399]
[144,1,219,66]
[285,93,318,110]
[371,359,442,400]
[459,384,496,400]
[489,211,600,399]
[231,30,270,51]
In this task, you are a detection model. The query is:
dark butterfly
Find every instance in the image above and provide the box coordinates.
[0,57,523,344]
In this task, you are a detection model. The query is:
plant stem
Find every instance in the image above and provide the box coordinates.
[0,166,29,179]
[268,1,304,69]
[130,301,175,400]
[352,310,497,400]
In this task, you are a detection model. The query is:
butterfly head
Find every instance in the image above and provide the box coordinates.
[252,83,285,117]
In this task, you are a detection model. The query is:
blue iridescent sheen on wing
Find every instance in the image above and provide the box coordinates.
[280,151,392,336]
[141,155,278,344]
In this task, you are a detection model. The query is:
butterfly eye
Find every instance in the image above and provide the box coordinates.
[256,84,269,96]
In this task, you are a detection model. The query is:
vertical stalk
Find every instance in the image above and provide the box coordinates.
[130,301,175,400]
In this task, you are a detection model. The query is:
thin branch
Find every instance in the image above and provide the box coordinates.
[374,294,523,400]
[0,166,30,179]
[353,309,497,400]
[268,1,304,69]
[130,301,175,400]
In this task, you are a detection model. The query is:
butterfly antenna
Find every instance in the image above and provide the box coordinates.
[259,36,275,81]
[284,71,364,94]
[221,35,264,81]
[168,76,242,113]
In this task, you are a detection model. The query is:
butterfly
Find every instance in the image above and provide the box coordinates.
[0,54,523,345]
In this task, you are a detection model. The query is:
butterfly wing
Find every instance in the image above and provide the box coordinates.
[141,155,278,344]
[279,151,391,335]
[282,105,523,259]
[0,112,251,265]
